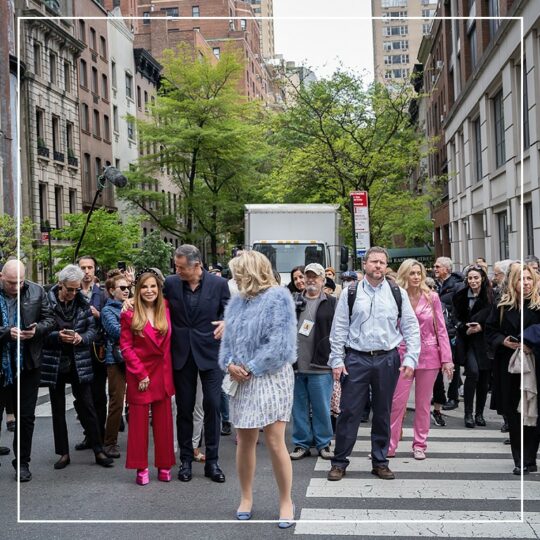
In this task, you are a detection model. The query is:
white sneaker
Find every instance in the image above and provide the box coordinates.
[413,448,426,460]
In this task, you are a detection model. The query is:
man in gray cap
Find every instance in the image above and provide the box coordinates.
[289,263,337,461]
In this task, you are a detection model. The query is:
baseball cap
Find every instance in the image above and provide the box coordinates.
[340,270,358,281]
[304,263,325,278]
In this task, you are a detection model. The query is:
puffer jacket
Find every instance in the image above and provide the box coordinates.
[40,285,96,387]
[101,298,123,365]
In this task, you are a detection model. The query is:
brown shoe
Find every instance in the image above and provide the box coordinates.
[327,465,346,481]
[371,465,395,480]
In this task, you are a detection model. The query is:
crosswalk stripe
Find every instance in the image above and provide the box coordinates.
[389,427,506,439]
[35,393,75,418]
[314,457,515,473]
[306,478,536,500]
[350,440,509,454]
[294,510,540,538]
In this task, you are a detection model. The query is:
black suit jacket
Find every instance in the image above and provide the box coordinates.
[163,270,230,371]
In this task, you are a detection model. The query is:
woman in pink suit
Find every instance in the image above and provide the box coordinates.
[120,269,176,484]
[389,259,454,460]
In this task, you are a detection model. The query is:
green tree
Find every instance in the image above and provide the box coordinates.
[132,231,173,275]
[267,70,434,248]
[36,208,142,274]
[118,44,269,263]
[0,215,35,264]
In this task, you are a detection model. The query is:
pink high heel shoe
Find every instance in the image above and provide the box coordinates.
[158,468,172,482]
[136,468,149,485]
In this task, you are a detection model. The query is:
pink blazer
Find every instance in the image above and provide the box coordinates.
[119,305,175,405]
[399,292,452,369]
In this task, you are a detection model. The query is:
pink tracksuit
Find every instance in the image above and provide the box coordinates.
[389,292,452,454]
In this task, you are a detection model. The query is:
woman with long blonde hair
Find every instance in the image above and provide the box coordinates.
[219,251,297,527]
[120,269,176,485]
[388,259,454,459]
[486,264,540,474]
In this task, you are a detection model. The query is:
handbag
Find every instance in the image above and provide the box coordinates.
[112,344,124,363]
[221,372,239,397]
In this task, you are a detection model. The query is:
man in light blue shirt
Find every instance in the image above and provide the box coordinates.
[327,247,420,481]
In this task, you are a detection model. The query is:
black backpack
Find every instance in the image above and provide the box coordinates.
[347,279,402,321]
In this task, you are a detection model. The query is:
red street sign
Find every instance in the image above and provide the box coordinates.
[350,191,368,207]
[41,232,49,242]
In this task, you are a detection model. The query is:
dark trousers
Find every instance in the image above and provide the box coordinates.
[173,354,223,465]
[447,366,461,401]
[332,349,401,468]
[507,412,539,467]
[49,365,103,456]
[13,367,41,465]
[464,349,490,415]
[0,382,15,417]
[432,370,446,405]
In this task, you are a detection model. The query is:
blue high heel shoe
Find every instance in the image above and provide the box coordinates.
[278,503,295,529]
[236,509,253,521]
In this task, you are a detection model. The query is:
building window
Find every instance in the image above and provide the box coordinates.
[39,183,48,224]
[111,61,117,88]
[36,108,45,141]
[383,40,408,51]
[113,105,119,132]
[125,73,133,99]
[63,61,71,92]
[163,7,179,17]
[143,12,150,24]
[192,5,200,17]
[488,0,500,38]
[52,115,60,153]
[115,159,121,170]
[469,23,477,69]
[93,109,100,138]
[69,189,76,214]
[101,74,108,100]
[240,19,247,31]
[103,115,110,141]
[100,36,107,59]
[80,59,88,88]
[90,27,97,51]
[381,0,407,6]
[497,211,509,259]
[523,59,530,150]
[79,20,86,43]
[213,47,220,59]
[144,90,149,111]
[91,67,98,95]
[66,122,74,153]
[127,120,135,141]
[49,53,57,84]
[525,203,534,257]
[473,117,482,183]
[422,23,431,35]
[383,25,408,36]
[33,42,41,75]
[81,104,90,132]
[95,157,102,180]
[83,153,91,186]
[137,85,142,108]
[54,186,63,229]
[421,9,434,18]
[493,89,505,168]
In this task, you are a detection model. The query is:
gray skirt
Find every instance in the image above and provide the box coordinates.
[229,363,294,429]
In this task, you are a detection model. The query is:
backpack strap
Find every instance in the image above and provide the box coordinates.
[348,282,359,321]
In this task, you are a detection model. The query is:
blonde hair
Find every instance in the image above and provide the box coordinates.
[229,251,277,298]
[498,264,540,311]
[131,273,168,335]
[396,259,431,300]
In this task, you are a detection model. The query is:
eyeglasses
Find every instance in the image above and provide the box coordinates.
[117,285,130,291]
[62,285,81,293]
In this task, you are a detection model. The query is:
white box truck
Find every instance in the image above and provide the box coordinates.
[244,204,348,285]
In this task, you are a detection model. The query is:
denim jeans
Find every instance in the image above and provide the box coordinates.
[292,372,333,450]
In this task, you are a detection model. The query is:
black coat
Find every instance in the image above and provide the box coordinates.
[40,286,96,387]
[0,281,55,370]
[485,301,540,416]
[293,293,336,372]
[163,270,230,371]
[452,286,493,369]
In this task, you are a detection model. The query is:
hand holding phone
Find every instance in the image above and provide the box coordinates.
[508,336,520,343]
[22,322,37,331]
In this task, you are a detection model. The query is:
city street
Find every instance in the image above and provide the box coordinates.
[1,390,539,539]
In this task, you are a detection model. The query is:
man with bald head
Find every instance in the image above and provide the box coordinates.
[0,259,55,481]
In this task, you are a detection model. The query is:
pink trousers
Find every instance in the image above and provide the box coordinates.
[389,368,440,454]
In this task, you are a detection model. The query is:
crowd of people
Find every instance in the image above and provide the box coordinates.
[0,245,539,526]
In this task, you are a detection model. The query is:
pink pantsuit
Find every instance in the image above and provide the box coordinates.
[389,292,452,454]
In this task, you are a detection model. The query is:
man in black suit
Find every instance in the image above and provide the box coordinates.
[164,245,230,483]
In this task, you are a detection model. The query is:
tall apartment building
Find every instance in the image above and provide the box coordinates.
[421,0,539,269]
[17,0,85,281]
[371,0,437,84]
[74,0,115,212]
[248,0,275,60]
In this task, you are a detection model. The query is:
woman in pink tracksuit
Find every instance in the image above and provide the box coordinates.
[388,259,454,460]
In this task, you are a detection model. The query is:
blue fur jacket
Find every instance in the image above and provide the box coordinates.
[218,286,297,377]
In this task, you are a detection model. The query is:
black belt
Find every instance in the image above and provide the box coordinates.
[347,347,395,357]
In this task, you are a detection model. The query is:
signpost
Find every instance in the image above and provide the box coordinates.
[350,191,370,267]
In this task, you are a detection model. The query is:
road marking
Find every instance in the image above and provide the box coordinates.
[350,440,509,454]
[390,427,506,439]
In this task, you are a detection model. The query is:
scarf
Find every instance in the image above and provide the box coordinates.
[0,290,23,386]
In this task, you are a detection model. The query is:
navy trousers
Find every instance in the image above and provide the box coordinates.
[332,348,401,468]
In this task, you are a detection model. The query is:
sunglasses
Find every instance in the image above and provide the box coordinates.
[117,285,131,291]
[63,285,81,293]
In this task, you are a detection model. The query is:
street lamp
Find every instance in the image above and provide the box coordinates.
[73,166,128,262]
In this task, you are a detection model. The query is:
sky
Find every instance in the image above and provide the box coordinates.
[272,0,375,81]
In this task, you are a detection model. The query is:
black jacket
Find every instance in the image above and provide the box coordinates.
[452,285,493,369]
[293,292,336,371]
[40,286,96,387]
[0,281,55,370]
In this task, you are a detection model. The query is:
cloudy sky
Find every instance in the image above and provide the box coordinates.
[273,0,374,81]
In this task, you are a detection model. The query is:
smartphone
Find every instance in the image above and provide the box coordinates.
[22,322,37,331]
[117,261,126,271]
[466,322,479,327]
[508,336,520,343]
[63,329,75,336]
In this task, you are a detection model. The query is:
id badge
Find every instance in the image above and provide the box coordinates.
[299,319,315,336]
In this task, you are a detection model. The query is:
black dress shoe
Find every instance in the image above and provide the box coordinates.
[95,452,114,468]
[527,464,538,473]
[464,413,475,428]
[500,422,509,433]
[221,421,232,436]
[443,399,459,411]
[75,437,91,451]
[178,462,192,482]
[54,455,71,470]
[474,414,486,427]
[18,463,32,482]
[204,463,225,483]
[0,446,10,456]
[513,466,529,475]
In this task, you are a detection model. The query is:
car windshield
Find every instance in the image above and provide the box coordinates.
[253,243,325,273]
